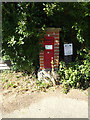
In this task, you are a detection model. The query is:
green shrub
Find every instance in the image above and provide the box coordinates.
[58,57,90,90]
[36,79,53,92]
[62,81,70,94]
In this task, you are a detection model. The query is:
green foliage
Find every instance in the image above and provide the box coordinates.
[76,47,90,61]
[58,52,90,90]
[2,2,90,73]
[2,3,45,72]
[43,2,90,47]
[62,82,70,94]
[36,79,53,92]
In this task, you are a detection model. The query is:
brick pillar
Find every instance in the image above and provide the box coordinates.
[39,50,44,70]
[39,28,61,70]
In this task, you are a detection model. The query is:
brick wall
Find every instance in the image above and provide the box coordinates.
[39,28,61,70]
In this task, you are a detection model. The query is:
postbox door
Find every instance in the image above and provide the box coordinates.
[44,36,54,69]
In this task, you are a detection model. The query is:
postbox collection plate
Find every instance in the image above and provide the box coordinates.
[45,45,53,49]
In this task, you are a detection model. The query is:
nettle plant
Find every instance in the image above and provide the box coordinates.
[58,59,90,92]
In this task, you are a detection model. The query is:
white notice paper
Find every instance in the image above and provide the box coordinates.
[64,43,73,56]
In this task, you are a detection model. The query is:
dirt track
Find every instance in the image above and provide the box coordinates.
[2,88,88,118]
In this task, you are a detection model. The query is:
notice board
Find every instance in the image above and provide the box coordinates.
[64,43,73,56]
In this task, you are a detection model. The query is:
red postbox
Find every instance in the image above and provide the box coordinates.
[44,36,54,69]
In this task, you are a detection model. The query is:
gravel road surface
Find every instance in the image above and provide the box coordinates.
[3,95,88,118]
